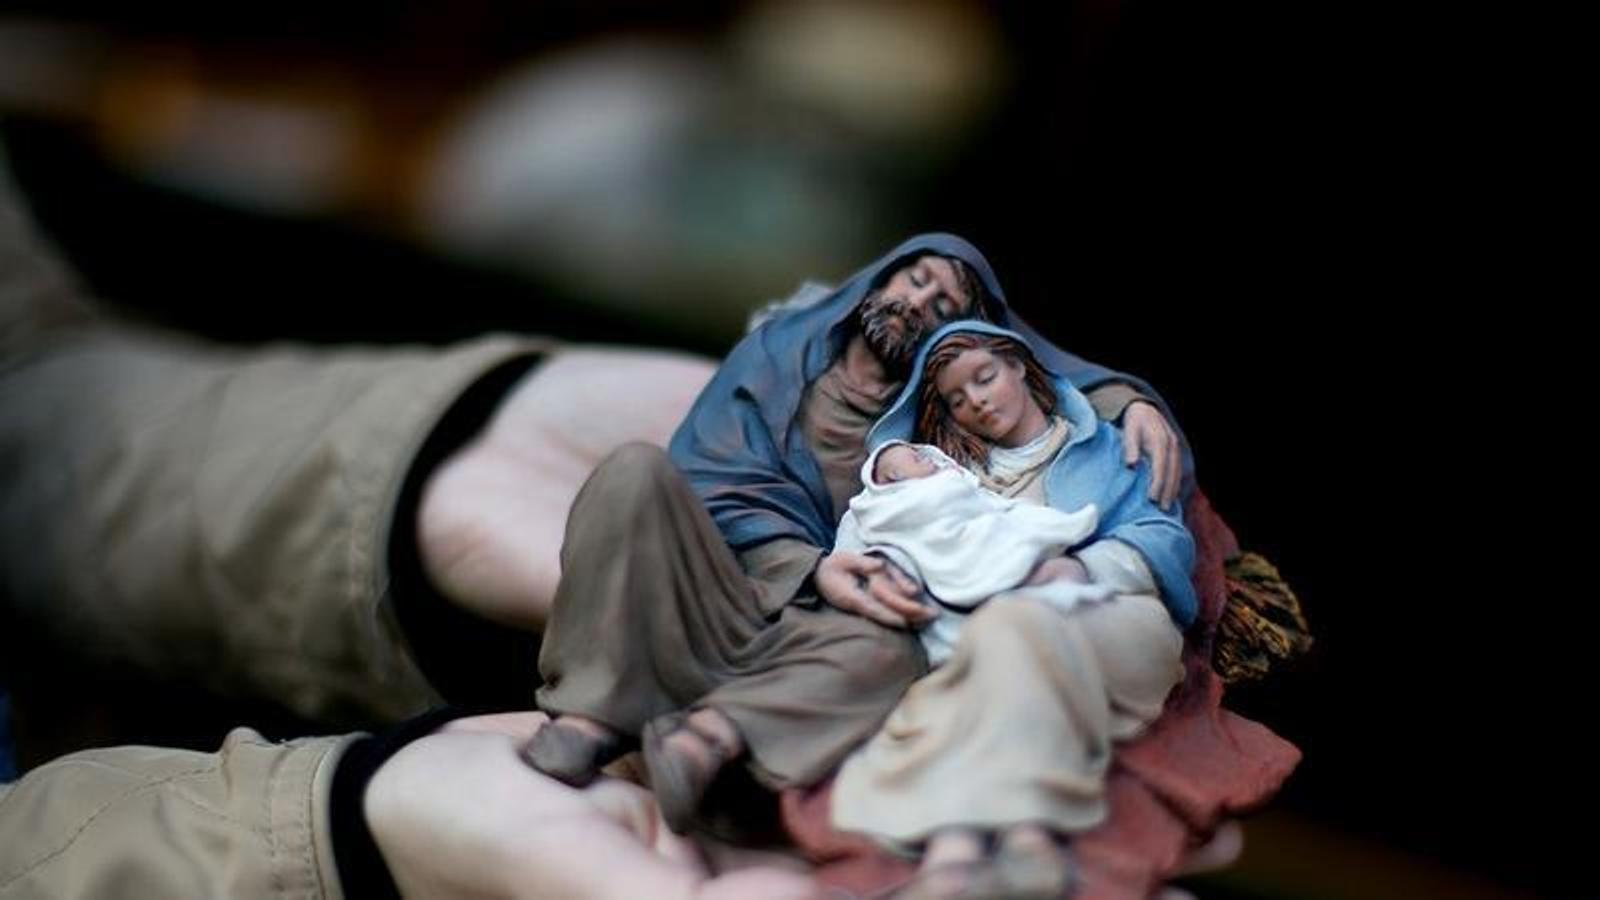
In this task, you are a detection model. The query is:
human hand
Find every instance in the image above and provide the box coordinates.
[365,712,824,900]
[1121,401,1182,510]
[1156,820,1245,900]
[1024,555,1090,586]
[815,551,933,629]
[417,349,714,631]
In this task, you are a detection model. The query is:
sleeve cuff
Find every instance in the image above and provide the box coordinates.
[329,707,474,900]
[1077,539,1158,595]
[1084,382,1149,423]
[386,353,545,710]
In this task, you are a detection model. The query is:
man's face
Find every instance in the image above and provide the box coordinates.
[859,255,974,371]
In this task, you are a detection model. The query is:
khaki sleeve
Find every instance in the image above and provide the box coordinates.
[0,730,354,900]
[3,147,550,725]
[0,328,548,725]
[738,537,826,617]
[1083,381,1149,423]
[2,144,553,725]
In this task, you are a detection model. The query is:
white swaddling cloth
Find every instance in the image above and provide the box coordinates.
[833,442,1101,607]
[833,442,1115,666]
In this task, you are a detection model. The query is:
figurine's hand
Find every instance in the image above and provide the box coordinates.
[1122,400,1182,510]
[1024,555,1090,586]
[366,712,824,900]
[417,349,714,632]
[815,551,933,629]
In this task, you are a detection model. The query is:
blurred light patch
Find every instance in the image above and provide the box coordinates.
[0,19,109,117]
[0,19,109,118]
[94,62,360,215]
[732,0,1008,148]
[418,37,897,337]
[1,7,1012,340]
[421,40,713,265]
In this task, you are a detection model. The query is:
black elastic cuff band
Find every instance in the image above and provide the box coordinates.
[329,706,473,899]
[387,354,544,709]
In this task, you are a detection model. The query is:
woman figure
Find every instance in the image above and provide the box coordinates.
[831,320,1198,892]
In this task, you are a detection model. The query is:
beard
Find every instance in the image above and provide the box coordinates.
[858,291,928,373]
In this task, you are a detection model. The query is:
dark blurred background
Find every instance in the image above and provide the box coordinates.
[0,2,1564,897]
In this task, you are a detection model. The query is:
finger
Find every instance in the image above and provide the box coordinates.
[870,586,934,621]
[1145,429,1169,504]
[875,581,932,620]
[868,573,918,608]
[1122,417,1142,467]
[1173,821,1244,876]
[858,594,907,628]
[1162,435,1183,509]
[830,582,876,620]
[882,594,932,622]
[888,584,936,621]
[884,563,920,595]
[698,868,829,900]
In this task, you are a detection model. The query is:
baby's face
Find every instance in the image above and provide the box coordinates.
[874,445,940,484]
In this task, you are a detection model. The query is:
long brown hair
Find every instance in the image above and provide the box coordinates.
[916,332,1057,469]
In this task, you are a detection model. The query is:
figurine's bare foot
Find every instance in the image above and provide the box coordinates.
[993,824,1076,899]
[922,828,984,869]
[521,715,628,787]
[888,830,987,900]
[890,830,987,900]
[895,826,1074,900]
[889,862,990,900]
[642,707,744,834]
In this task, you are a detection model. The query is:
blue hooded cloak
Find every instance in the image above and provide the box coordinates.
[667,233,1187,555]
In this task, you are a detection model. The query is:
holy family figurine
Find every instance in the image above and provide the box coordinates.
[524,234,1308,900]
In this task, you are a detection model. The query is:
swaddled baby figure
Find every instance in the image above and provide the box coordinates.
[833,441,1114,665]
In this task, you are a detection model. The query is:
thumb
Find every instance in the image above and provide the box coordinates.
[696,869,828,900]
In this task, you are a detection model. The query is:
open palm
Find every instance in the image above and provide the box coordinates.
[417,348,714,631]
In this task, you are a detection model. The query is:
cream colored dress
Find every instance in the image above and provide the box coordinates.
[831,420,1185,848]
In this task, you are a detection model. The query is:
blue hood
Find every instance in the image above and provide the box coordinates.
[668,233,1183,552]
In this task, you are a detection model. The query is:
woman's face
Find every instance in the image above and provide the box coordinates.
[932,348,1047,448]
